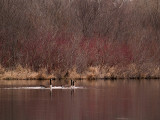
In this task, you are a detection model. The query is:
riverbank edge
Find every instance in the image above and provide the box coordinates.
[1,76,160,80]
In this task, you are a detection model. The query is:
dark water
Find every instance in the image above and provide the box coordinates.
[0,80,160,120]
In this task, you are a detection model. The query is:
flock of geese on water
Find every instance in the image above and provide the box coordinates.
[1,79,80,90]
[40,79,77,91]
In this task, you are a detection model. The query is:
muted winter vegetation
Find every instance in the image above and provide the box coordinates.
[0,0,160,79]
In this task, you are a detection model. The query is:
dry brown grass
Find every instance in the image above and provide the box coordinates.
[0,65,55,80]
[0,63,160,80]
[84,66,100,80]
[68,68,81,79]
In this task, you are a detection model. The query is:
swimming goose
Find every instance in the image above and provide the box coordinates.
[71,79,76,88]
[40,78,53,89]
[61,80,76,88]
[40,85,47,88]
[50,78,53,90]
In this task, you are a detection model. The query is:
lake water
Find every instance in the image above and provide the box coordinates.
[0,80,160,120]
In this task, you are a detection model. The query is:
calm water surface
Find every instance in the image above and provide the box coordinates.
[0,80,160,120]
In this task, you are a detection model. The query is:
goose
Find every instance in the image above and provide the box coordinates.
[60,80,72,88]
[50,78,53,90]
[61,80,76,88]
[71,79,76,88]
[40,78,53,89]
[40,85,47,88]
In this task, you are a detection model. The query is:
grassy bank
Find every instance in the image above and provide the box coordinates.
[0,64,160,80]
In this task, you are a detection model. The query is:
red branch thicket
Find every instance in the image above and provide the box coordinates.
[0,0,160,77]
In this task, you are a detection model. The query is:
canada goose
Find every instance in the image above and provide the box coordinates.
[40,85,47,88]
[71,79,76,87]
[50,78,52,90]
[71,80,73,86]
[61,79,76,88]
[61,80,72,88]
[40,78,53,89]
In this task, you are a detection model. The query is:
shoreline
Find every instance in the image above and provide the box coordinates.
[1,76,160,80]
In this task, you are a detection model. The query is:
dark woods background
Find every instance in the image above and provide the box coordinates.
[0,0,160,75]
